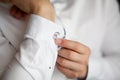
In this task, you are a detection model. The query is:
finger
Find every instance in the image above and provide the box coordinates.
[56,39,90,55]
[12,7,18,18]
[58,48,87,63]
[10,6,19,18]
[10,6,16,16]
[10,6,25,19]
[57,56,86,71]
[15,11,23,19]
[14,7,24,19]
[56,63,80,79]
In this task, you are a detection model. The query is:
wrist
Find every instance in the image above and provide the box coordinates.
[32,2,55,22]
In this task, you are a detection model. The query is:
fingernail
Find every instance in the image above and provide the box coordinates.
[55,38,62,45]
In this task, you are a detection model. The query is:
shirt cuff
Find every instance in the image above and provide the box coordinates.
[15,14,66,80]
[25,14,65,42]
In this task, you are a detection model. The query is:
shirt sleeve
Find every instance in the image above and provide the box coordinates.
[1,14,65,80]
[86,0,120,80]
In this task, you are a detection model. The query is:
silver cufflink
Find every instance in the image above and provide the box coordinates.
[53,32,60,39]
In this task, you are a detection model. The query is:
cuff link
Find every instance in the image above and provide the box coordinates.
[53,26,66,50]
[53,32,60,40]
[53,32,62,50]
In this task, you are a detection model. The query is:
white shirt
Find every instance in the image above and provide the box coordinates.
[0,0,120,80]
[0,3,65,80]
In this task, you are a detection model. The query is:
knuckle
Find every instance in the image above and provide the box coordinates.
[78,65,84,72]
[66,75,73,79]
[81,67,86,73]
[86,47,91,55]
[67,72,79,79]
[73,72,79,78]
[67,50,73,58]
[58,49,62,54]
[59,58,65,65]
[83,59,89,65]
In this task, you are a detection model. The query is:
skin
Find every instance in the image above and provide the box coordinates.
[0,0,91,79]
[0,0,55,21]
[10,5,29,20]
[55,38,91,79]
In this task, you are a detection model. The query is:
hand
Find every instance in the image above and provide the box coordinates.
[11,0,55,21]
[55,39,91,79]
[10,5,29,20]
[1,0,55,21]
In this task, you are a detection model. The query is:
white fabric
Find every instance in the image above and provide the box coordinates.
[0,0,120,80]
[0,3,64,80]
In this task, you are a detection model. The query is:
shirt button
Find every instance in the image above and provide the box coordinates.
[49,67,52,69]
